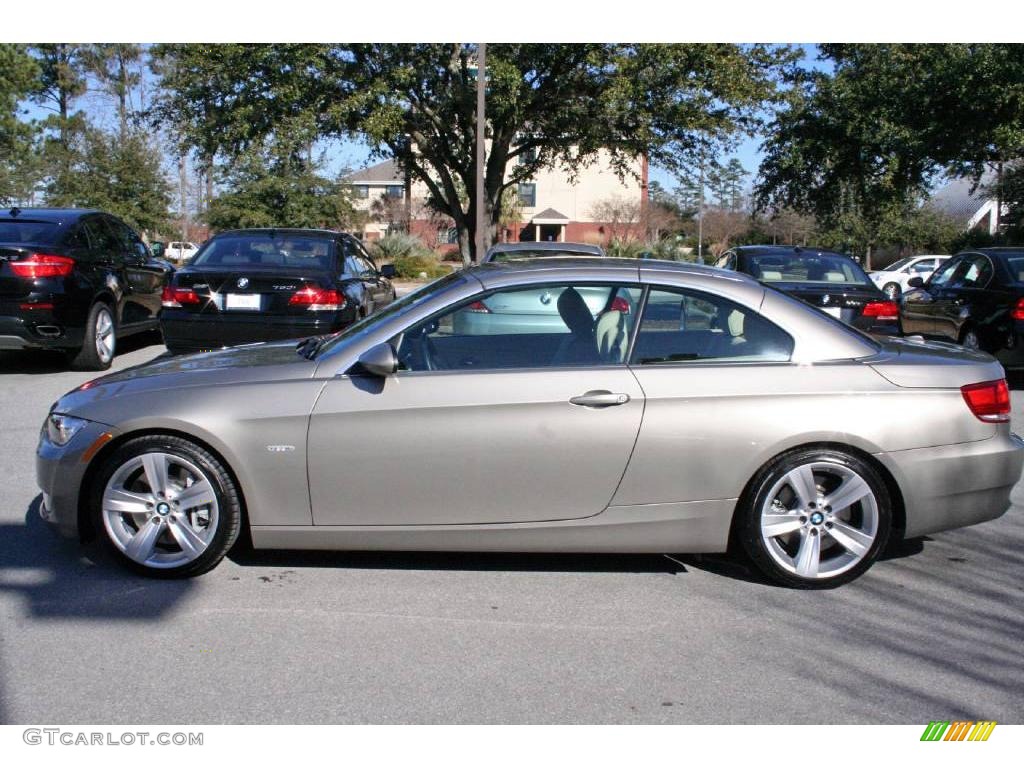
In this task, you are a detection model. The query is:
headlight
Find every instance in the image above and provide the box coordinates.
[45,413,89,446]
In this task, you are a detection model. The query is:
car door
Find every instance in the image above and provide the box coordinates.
[103,216,168,326]
[900,256,962,336]
[348,236,391,308]
[931,253,993,342]
[306,281,645,526]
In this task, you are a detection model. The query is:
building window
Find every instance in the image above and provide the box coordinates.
[518,183,536,208]
[518,147,538,165]
[352,185,369,199]
[385,185,404,199]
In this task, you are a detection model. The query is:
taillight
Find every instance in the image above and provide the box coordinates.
[10,253,75,278]
[161,286,200,308]
[610,297,631,314]
[465,300,491,313]
[861,301,899,320]
[1011,298,1024,321]
[961,379,1011,423]
[289,287,346,311]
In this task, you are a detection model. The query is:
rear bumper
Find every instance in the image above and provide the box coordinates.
[0,313,84,351]
[161,310,354,353]
[878,431,1024,539]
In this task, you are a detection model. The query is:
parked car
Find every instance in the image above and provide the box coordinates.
[899,248,1024,368]
[715,245,900,336]
[164,241,199,266]
[0,207,170,369]
[159,228,396,355]
[482,241,604,262]
[38,258,1022,588]
[869,255,949,299]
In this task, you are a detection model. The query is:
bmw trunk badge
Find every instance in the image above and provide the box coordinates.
[237,277,249,289]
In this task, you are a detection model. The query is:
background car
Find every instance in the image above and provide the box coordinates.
[900,248,1024,368]
[0,207,170,369]
[159,228,396,354]
[715,245,900,336]
[38,259,1022,589]
[164,241,199,266]
[482,241,604,262]
[869,254,949,299]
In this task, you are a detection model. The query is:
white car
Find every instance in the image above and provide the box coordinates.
[165,241,200,265]
[869,255,949,299]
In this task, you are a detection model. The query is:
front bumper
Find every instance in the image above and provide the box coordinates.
[161,311,353,353]
[36,419,117,539]
[879,431,1024,539]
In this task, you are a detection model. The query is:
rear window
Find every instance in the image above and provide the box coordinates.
[192,234,337,270]
[748,253,871,287]
[1001,254,1024,284]
[0,220,62,245]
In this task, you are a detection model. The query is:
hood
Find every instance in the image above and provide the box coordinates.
[866,335,1004,388]
[54,340,318,417]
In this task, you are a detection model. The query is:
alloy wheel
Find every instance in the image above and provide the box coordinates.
[94,307,115,363]
[759,461,880,580]
[101,452,220,569]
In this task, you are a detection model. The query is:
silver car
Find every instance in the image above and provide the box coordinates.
[36,258,1023,588]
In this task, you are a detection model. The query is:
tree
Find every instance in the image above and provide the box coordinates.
[756,44,1024,265]
[84,44,142,139]
[153,43,794,264]
[205,143,359,232]
[0,44,41,203]
[588,195,642,243]
[42,125,171,236]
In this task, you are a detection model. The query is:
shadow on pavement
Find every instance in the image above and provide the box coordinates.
[0,332,164,375]
[229,547,689,575]
[0,497,195,621]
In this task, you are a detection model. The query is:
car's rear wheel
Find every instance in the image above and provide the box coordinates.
[737,448,891,588]
[960,326,981,351]
[882,282,900,300]
[69,302,116,370]
[91,435,241,578]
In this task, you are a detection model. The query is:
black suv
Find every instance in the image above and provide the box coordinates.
[0,208,171,369]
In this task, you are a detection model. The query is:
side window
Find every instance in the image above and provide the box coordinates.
[81,217,119,254]
[912,259,936,273]
[343,254,362,277]
[715,252,736,271]
[631,287,794,365]
[928,257,961,288]
[63,226,92,250]
[958,255,993,288]
[395,283,641,372]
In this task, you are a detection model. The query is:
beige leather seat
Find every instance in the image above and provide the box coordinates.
[595,310,627,362]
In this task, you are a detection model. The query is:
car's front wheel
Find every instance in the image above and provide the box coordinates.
[91,435,241,578]
[737,448,891,588]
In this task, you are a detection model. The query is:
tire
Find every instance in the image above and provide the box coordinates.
[736,448,891,589]
[69,302,116,370]
[90,435,242,578]
[882,282,901,300]
[960,326,981,351]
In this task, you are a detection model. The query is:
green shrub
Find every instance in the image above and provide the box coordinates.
[370,232,429,261]
[391,252,449,279]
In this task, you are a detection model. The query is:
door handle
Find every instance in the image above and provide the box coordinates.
[569,390,630,408]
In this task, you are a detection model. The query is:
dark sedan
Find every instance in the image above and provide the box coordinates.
[715,246,899,336]
[0,207,170,369]
[900,248,1024,368]
[160,229,396,355]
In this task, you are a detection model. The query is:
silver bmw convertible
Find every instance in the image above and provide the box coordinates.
[36,258,1024,587]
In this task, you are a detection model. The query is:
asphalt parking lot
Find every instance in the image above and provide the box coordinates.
[1,339,1022,725]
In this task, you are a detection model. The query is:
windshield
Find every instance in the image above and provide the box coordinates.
[882,257,912,272]
[748,253,872,287]
[0,220,61,245]
[191,233,337,270]
[313,271,466,358]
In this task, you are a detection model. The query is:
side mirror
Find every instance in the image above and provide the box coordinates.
[907,276,925,289]
[380,264,397,279]
[352,342,398,378]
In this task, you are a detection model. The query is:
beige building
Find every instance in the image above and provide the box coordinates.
[345,150,647,247]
